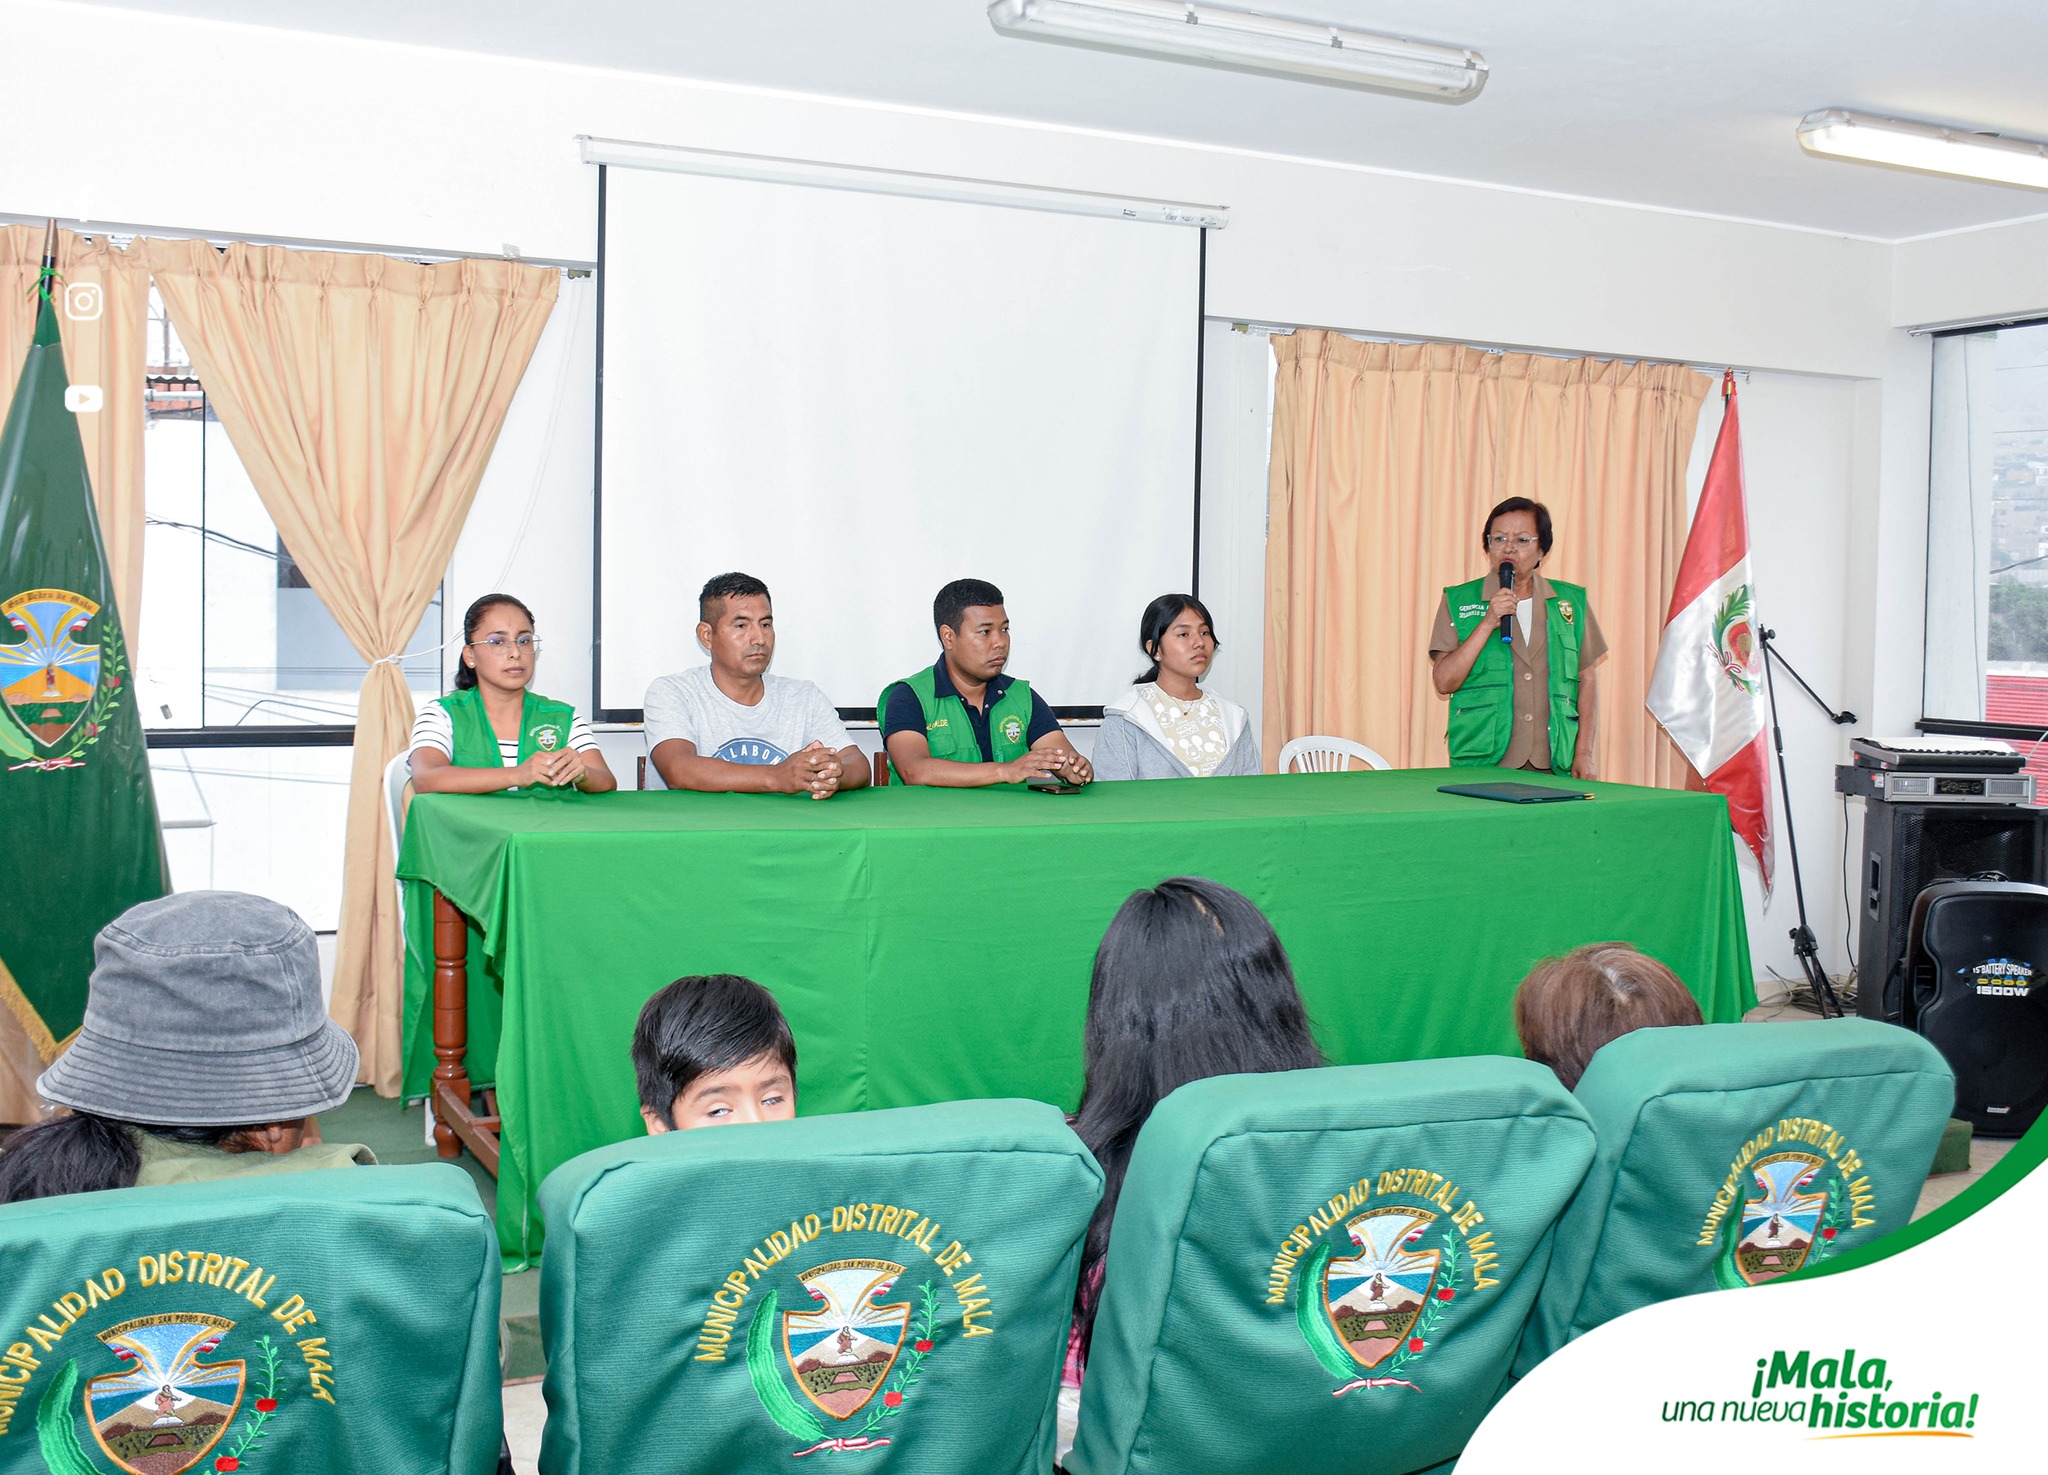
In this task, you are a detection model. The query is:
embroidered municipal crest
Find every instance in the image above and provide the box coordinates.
[1730,1153,1831,1283]
[0,587,128,771]
[1268,1168,1503,1397]
[86,1315,246,1475]
[1698,1116,1879,1288]
[1322,1209,1441,1368]
[1709,584,1760,696]
[999,716,1024,746]
[782,1261,910,1419]
[8,1252,336,1475]
[695,1203,994,1457]
[530,724,561,753]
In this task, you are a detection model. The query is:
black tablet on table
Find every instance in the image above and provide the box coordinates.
[1436,781,1592,804]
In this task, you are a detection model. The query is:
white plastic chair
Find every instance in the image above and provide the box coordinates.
[382,751,436,1146]
[383,750,412,858]
[1276,735,1392,773]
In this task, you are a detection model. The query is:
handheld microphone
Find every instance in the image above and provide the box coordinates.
[1498,562,1516,644]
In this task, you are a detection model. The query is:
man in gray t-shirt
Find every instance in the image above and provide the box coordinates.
[644,572,867,799]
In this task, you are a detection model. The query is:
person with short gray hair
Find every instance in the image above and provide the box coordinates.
[0,891,373,1204]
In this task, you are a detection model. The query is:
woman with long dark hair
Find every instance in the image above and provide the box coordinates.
[409,592,616,794]
[1093,594,1259,780]
[1057,877,1322,1458]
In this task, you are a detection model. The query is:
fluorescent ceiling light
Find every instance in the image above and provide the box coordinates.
[988,0,1487,101]
[1797,109,2048,192]
[577,136,1228,228]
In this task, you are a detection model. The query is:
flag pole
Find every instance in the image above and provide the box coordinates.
[37,218,56,298]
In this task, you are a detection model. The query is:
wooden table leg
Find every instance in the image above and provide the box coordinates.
[430,888,501,1177]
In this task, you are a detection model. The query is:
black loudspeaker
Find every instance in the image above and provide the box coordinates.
[1905,880,2048,1136]
[1857,803,2048,1023]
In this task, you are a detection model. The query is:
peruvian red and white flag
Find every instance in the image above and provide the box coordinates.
[1646,371,1774,892]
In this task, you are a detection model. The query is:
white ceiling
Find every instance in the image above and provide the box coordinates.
[74,0,2048,240]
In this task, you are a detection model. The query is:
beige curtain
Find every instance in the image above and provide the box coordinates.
[1264,334,1710,787]
[0,226,149,651]
[0,957,45,1123]
[145,240,558,1095]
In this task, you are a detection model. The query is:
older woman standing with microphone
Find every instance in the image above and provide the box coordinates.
[1428,497,1606,779]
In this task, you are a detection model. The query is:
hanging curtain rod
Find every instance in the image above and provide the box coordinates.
[1229,321,1748,377]
[0,211,594,272]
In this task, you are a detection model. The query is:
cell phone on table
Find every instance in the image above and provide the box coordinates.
[1027,775,1084,795]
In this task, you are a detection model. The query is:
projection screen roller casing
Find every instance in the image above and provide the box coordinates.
[595,165,1201,718]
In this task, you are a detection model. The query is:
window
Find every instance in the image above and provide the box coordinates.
[139,287,443,928]
[138,289,443,730]
[1923,320,2048,797]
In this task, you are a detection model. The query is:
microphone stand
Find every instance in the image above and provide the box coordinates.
[1757,628,1856,1019]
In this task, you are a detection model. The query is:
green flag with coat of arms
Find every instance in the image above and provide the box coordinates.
[0,262,165,1063]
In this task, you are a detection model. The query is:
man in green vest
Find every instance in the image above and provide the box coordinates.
[880,578,1093,787]
[1429,497,1607,778]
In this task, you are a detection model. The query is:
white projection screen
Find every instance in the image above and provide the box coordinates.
[595,165,1201,717]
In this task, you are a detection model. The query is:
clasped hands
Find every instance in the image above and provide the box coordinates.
[516,748,587,790]
[778,741,847,800]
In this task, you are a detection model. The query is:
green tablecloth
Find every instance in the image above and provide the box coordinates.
[395,768,1753,1262]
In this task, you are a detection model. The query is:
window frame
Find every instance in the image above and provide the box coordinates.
[1918,312,2048,743]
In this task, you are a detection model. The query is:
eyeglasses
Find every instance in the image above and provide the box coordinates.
[1486,534,1540,550]
[469,635,541,653]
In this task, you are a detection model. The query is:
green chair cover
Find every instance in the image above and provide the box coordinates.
[0,1163,501,1475]
[1066,1058,1595,1475]
[538,1099,1102,1475]
[1517,1019,1955,1373]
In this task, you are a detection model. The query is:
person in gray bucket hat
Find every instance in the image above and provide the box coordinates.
[0,891,375,1204]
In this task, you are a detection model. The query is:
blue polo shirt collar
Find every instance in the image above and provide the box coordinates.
[931,658,1012,711]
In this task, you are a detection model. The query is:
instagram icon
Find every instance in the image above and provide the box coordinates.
[63,281,103,321]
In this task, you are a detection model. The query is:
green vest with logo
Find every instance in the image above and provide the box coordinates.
[437,686,581,794]
[1443,575,1588,773]
[881,665,1036,764]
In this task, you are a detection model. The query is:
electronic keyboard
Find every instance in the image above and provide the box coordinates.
[1851,736,2026,774]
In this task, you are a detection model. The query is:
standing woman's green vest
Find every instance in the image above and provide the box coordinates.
[880,666,1036,765]
[436,686,582,795]
[1442,575,1589,773]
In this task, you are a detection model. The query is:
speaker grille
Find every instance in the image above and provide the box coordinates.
[1860,804,2045,1023]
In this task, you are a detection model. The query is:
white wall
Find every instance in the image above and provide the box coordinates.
[0,0,1898,377]
[1894,215,2048,330]
[5,0,2023,989]
[1195,321,1276,744]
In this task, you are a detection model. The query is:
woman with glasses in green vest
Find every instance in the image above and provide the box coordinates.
[1428,497,1607,779]
[408,592,617,795]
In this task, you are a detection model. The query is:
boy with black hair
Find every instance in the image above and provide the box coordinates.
[632,974,799,1132]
